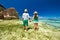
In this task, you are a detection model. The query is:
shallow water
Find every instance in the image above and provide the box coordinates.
[39,19,60,28]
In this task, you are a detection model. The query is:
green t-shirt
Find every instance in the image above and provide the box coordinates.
[33,16,38,23]
[34,17,38,21]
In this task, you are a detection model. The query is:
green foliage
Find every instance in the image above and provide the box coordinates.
[0,7,5,12]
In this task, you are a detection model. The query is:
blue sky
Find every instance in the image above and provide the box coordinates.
[0,0,60,18]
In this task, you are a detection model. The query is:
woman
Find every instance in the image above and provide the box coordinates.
[33,11,39,30]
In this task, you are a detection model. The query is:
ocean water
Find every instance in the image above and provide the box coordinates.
[39,19,60,28]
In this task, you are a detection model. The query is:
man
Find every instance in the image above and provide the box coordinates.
[22,9,30,31]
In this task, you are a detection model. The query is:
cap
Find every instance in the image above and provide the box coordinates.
[24,9,28,12]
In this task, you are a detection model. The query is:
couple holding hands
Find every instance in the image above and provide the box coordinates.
[22,9,39,31]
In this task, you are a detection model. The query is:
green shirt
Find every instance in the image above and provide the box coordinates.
[33,16,38,23]
[34,17,38,21]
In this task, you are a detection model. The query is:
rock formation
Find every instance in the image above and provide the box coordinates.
[0,4,19,19]
[3,7,19,19]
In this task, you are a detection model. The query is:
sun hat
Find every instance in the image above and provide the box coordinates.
[34,11,38,14]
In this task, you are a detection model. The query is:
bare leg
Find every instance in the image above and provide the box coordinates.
[36,23,38,30]
[34,23,36,30]
[26,26,28,31]
[34,23,38,30]
[24,26,26,30]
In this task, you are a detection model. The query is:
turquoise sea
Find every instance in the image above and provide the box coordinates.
[40,19,60,28]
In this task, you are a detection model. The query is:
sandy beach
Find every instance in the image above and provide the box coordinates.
[0,19,60,40]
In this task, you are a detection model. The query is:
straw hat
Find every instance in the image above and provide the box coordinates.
[34,11,38,14]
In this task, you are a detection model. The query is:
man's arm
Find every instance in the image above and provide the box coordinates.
[28,14,31,22]
[28,14,30,20]
[22,14,24,20]
[32,16,34,21]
